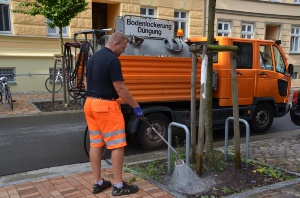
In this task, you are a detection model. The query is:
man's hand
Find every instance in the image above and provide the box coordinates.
[133,106,143,118]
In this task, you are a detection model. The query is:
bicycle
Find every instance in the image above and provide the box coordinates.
[45,66,81,99]
[0,75,14,110]
[45,70,63,92]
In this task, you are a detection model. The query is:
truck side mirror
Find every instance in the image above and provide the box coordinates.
[288,64,294,75]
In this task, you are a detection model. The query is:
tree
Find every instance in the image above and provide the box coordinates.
[204,0,216,169]
[12,0,89,104]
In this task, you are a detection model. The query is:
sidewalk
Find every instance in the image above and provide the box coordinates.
[1,81,300,197]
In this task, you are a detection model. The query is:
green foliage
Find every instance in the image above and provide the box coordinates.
[12,0,88,29]
[253,165,297,181]
[129,159,167,183]
[221,186,231,193]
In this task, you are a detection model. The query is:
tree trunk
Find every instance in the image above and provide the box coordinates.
[59,27,68,106]
[205,0,216,168]
[230,52,242,169]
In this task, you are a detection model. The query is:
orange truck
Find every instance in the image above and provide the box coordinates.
[75,16,294,150]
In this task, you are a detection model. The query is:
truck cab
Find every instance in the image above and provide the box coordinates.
[187,37,293,132]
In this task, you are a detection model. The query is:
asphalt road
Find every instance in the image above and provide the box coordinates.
[0,112,145,176]
[1,109,300,177]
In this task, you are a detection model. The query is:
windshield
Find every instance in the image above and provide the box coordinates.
[273,46,286,74]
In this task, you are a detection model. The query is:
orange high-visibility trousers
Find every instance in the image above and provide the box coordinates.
[84,98,127,149]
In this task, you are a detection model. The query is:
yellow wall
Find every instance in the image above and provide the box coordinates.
[0,0,204,93]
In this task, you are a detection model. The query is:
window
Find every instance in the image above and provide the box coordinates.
[0,0,11,33]
[273,46,285,74]
[290,27,300,53]
[174,11,188,38]
[241,23,254,39]
[47,19,68,37]
[217,21,230,36]
[48,67,62,83]
[234,42,253,69]
[140,7,156,18]
[295,0,300,4]
[270,0,280,2]
[0,68,15,83]
[259,45,273,71]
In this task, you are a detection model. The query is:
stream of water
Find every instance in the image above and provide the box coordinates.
[167,163,210,195]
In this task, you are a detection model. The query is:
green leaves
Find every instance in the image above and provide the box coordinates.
[12,0,89,54]
[12,0,88,27]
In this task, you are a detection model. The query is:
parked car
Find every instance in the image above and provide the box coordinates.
[290,90,300,125]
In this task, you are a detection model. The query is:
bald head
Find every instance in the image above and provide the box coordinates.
[106,32,129,57]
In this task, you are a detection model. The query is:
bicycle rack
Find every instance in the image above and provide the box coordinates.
[167,122,190,174]
[224,117,250,167]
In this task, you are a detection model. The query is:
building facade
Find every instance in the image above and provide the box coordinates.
[0,0,299,92]
[211,0,300,78]
[0,0,204,92]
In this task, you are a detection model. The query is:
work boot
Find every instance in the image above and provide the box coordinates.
[92,179,112,194]
[112,182,138,196]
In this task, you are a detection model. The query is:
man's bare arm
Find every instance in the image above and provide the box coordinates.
[113,81,139,108]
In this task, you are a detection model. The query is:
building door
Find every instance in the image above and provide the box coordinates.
[92,3,107,30]
[265,24,280,40]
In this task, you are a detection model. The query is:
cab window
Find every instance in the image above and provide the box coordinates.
[233,42,253,69]
[259,45,273,71]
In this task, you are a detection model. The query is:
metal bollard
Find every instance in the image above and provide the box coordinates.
[167,122,190,174]
[224,117,250,167]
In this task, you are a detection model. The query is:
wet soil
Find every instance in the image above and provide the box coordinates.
[128,154,298,197]
[32,100,83,112]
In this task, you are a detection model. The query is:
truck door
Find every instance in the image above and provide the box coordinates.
[255,44,289,102]
[233,41,256,105]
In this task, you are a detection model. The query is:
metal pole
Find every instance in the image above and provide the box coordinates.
[224,117,250,168]
[168,122,190,174]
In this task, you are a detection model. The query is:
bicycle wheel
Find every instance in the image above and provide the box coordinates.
[84,126,106,158]
[6,88,13,110]
[45,77,62,92]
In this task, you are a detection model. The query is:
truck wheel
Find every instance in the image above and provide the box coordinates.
[250,103,274,133]
[138,113,170,150]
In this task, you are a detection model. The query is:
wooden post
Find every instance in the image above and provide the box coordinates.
[230,52,242,169]
[190,44,241,171]
[190,44,198,164]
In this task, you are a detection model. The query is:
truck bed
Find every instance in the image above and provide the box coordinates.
[119,55,201,103]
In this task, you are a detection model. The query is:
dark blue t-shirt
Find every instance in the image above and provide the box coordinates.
[85,47,124,99]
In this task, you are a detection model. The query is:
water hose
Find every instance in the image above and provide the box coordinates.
[141,117,184,166]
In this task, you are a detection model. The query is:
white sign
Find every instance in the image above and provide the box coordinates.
[123,16,174,38]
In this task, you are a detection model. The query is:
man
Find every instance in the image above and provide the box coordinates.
[84,31,143,196]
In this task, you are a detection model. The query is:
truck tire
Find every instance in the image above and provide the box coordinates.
[250,102,274,133]
[138,113,170,150]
